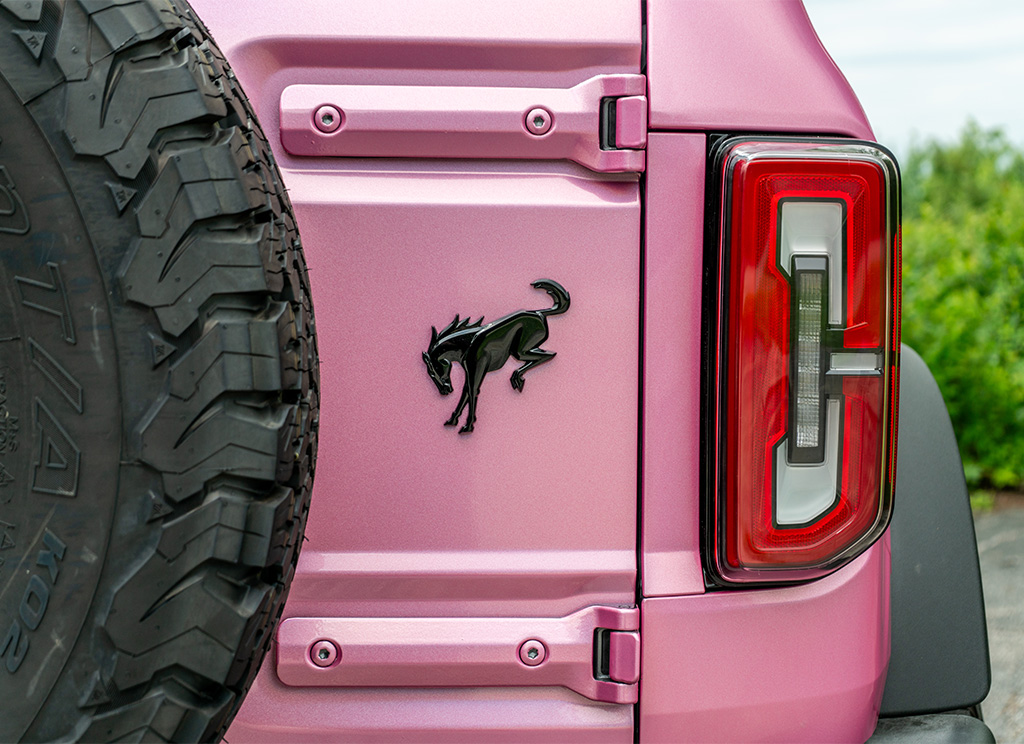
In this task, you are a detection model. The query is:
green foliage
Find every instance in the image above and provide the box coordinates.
[901,121,1024,488]
[970,490,996,514]
[903,121,1024,220]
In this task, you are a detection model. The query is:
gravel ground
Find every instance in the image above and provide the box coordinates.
[974,495,1024,743]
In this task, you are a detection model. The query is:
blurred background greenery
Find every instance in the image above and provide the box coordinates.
[901,121,1024,493]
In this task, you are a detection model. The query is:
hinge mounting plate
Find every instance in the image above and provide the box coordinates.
[276,605,640,704]
[280,75,647,173]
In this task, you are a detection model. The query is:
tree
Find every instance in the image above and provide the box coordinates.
[902,121,1024,487]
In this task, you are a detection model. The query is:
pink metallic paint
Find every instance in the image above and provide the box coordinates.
[607,630,641,685]
[188,0,642,163]
[282,547,637,620]
[647,0,874,139]
[614,96,648,150]
[192,2,645,739]
[639,538,891,743]
[226,681,634,743]
[185,0,890,740]
[188,0,644,583]
[279,76,646,172]
[283,166,640,565]
[228,166,642,742]
[275,607,639,704]
[641,132,708,599]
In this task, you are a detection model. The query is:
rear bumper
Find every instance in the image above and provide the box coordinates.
[639,542,889,743]
[869,712,995,743]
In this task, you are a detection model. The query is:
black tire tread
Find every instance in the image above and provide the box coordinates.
[0,0,318,741]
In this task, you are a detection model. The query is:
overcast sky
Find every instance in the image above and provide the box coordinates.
[803,0,1024,157]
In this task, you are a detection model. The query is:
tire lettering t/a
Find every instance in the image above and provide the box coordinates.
[16,263,76,345]
[31,400,80,498]
[14,265,87,498]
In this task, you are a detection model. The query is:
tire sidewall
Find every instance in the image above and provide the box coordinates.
[0,69,124,741]
[0,1,318,740]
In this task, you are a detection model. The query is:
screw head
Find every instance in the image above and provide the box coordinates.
[310,639,340,667]
[518,639,547,666]
[524,108,552,136]
[314,105,343,134]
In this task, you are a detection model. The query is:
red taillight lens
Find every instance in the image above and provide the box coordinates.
[711,139,901,584]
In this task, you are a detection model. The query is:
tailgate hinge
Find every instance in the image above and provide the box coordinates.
[276,605,640,704]
[280,75,647,173]
[600,95,648,152]
[595,627,641,685]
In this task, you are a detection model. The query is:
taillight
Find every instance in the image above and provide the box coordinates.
[709,138,901,584]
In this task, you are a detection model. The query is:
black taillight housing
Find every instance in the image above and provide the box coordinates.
[707,138,901,584]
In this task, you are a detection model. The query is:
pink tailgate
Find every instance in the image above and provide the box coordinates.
[192,0,643,740]
[187,0,890,741]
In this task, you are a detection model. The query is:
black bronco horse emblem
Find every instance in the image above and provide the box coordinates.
[423,279,570,434]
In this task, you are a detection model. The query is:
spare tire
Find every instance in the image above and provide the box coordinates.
[0,0,318,741]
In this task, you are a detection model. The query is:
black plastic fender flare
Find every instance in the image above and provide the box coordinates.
[880,345,991,715]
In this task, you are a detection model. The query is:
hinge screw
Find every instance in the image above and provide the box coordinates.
[518,639,547,666]
[524,108,552,136]
[314,105,343,134]
[310,639,340,667]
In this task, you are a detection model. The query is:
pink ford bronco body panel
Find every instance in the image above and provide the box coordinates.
[187,0,887,741]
